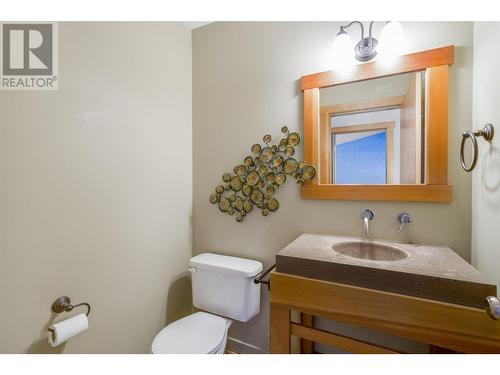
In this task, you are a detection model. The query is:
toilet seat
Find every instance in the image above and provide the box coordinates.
[151,312,230,354]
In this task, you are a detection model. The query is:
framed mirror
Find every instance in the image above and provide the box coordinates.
[321,71,425,185]
[301,45,454,202]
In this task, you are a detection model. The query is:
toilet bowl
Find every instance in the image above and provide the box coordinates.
[151,253,262,354]
[151,312,232,354]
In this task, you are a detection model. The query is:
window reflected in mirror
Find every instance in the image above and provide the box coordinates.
[320,71,425,185]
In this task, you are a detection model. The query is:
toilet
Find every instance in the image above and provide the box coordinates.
[151,253,263,354]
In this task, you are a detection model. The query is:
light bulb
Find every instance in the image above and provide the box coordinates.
[378,21,405,58]
[332,30,355,69]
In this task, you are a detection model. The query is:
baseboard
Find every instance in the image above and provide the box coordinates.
[226,337,268,354]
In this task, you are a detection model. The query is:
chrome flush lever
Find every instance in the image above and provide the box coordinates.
[397,212,412,233]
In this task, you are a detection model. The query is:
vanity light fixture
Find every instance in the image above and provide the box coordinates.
[333,21,405,63]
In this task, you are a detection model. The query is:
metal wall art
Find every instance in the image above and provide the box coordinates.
[209,127,316,222]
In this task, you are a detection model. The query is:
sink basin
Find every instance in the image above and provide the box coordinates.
[332,241,409,261]
[276,234,497,308]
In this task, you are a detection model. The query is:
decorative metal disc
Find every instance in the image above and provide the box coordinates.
[246,170,260,186]
[243,200,253,212]
[272,155,284,168]
[275,173,286,185]
[234,196,243,211]
[267,198,279,212]
[281,126,289,134]
[284,146,295,157]
[257,164,268,177]
[230,176,243,191]
[209,192,219,204]
[244,156,254,167]
[257,179,266,189]
[263,134,272,144]
[260,147,273,163]
[265,172,275,184]
[250,189,264,204]
[242,184,253,197]
[302,165,316,180]
[222,173,231,182]
[215,185,224,194]
[283,158,299,175]
[287,132,300,146]
[235,165,247,176]
[251,144,261,154]
[218,197,231,212]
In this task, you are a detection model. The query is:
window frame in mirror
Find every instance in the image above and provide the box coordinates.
[301,45,454,202]
[331,121,396,184]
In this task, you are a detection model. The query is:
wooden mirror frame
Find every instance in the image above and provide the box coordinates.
[301,45,454,202]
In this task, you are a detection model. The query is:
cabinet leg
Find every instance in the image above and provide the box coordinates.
[269,303,291,353]
[300,313,314,354]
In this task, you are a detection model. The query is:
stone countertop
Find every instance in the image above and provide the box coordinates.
[276,233,497,308]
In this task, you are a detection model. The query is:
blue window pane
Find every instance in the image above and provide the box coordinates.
[335,131,386,184]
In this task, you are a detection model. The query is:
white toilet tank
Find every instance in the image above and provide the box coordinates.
[189,253,263,322]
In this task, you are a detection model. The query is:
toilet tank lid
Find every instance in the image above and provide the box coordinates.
[189,253,263,277]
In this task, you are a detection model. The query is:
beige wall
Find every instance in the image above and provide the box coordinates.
[0,22,193,353]
[471,23,500,288]
[193,22,473,351]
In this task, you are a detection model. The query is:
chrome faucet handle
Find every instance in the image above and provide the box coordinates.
[397,212,412,233]
[361,209,374,220]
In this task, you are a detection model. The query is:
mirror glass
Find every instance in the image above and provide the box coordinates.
[319,71,425,185]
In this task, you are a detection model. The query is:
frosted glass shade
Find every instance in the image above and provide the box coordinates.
[332,31,355,67]
[378,21,406,58]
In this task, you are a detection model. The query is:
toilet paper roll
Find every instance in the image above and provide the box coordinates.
[48,313,88,347]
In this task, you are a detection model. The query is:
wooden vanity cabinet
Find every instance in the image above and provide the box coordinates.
[269,272,500,354]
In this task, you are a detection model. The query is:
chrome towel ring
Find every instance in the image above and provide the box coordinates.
[486,296,500,320]
[460,124,494,172]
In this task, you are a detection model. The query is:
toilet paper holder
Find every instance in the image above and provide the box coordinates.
[48,296,90,332]
[50,296,91,318]
[47,297,90,342]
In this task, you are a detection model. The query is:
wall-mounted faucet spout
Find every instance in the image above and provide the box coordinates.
[361,209,374,238]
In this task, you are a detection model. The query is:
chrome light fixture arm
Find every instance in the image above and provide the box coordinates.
[338,21,380,62]
[340,21,365,40]
[368,21,376,39]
